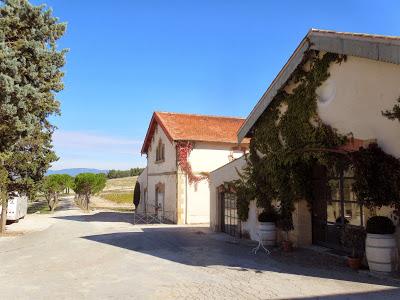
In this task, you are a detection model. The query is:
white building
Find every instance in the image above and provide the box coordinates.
[210,29,400,248]
[137,112,249,224]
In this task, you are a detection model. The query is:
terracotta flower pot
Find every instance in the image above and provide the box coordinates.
[347,256,362,270]
[282,240,293,252]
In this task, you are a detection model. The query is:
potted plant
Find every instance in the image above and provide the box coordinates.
[281,230,293,252]
[365,216,397,273]
[342,225,366,270]
[258,209,277,246]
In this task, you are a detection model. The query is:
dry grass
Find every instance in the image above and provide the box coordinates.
[100,192,133,204]
[98,176,137,206]
[103,176,137,192]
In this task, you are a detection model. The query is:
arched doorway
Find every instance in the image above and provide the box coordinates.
[155,183,165,220]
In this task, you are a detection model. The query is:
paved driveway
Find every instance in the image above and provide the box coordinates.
[0,198,400,299]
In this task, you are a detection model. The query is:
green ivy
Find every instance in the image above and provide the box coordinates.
[382,97,400,123]
[351,143,400,210]
[235,51,347,233]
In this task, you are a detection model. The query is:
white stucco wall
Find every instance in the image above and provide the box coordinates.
[142,124,247,224]
[209,156,261,240]
[145,124,177,219]
[209,156,246,230]
[186,180,210,224]
[147,124,177,174]
[209,155,312,244]
[316,56,400,242]
[210,55,400,245]
[185,142,247,224]
[241,201,260,241]
[147,174,177,221]
[189,142,246,172]
[317,55,400,157]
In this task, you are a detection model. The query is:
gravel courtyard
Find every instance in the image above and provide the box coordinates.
[0,198,400,299]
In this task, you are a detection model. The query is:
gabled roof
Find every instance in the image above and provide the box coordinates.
[141,112,249,154]
[238,29,400,142]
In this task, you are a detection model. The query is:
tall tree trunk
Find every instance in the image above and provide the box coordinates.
[77,194,83,208]
[48,193,56,211]
[46,194,52,210]
[51,194,58,212]
[0,163,8,235]
[0,189,8,235]
[85,194,90,211]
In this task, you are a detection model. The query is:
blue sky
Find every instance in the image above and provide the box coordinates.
[32,0,400,170]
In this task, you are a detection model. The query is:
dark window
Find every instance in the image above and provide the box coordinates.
[312,166,364,251]
[156,139,165,162]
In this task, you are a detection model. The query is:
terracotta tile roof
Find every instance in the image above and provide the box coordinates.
[337,138,377,152]
[141,112,249,154]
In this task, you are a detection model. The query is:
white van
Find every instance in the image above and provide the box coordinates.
[0,194,28,222]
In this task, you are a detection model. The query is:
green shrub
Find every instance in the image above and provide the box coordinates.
[351,143,400,209]
[342,225,366,258]
[73,173,106,209]
[258,210,277,223]
[107,168,144,179]
[366,216,395,234]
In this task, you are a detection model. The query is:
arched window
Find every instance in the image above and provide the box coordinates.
[156,139,165,162]
[155,183,165,213]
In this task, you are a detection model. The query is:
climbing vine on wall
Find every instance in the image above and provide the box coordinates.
[176,141,208,184]
[235,50,348,234]
[351,143,400,211]
[382,96,400,123]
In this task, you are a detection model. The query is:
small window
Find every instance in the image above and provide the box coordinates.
[156,139,165,162]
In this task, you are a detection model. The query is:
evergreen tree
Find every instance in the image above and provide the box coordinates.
[73,173,106,210]
[41,174,72,211]
[0,0,66,233]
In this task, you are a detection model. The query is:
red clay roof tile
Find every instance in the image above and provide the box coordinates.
[141,112,249,154]
[337,138,376,152]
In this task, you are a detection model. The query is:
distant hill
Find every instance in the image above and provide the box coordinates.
[46,168,108,176]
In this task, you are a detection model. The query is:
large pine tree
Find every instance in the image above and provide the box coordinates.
[0,0,66,233]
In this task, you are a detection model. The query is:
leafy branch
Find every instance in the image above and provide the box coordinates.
[382,97,400,122]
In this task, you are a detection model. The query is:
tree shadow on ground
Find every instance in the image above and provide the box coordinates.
[54,198,77,212]
[55,211,135,224]
[293,289,400,299]
[81,226,400,293]
[29,197,77,214]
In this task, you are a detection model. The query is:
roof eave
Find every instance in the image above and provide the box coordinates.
[140,113,156,154]
[237,32,311,142]
[140,112,175,154]
[175,138,250,145]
